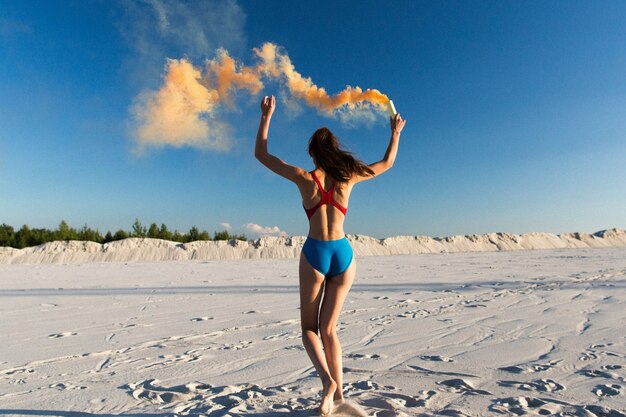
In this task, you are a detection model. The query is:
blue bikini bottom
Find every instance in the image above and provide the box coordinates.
[302,236,354,277]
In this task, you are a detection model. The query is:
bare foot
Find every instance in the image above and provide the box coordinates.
[319,378,337,416]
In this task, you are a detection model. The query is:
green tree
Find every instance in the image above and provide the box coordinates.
[213,230,247,241]
[132,219,146,238]
[78,224,103,243]
[113,229,129,240]
[29,228,50,246]
[188,226,200,242]
[158,224,172,241]
[14,225,31,249]
[213,230,230,240]
[57,220,71,241]
[104,231,114,243]
[172,230,184,242]
[148,223,159,238]
[0,224,16,247]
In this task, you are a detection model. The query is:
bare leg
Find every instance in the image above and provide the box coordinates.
[319,259,355,404]
[299,254,337,415]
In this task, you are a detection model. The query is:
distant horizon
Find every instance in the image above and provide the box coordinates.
[1,1,625,238]
[1,218,624,248]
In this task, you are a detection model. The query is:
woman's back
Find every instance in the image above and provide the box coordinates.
[300,170,355,240]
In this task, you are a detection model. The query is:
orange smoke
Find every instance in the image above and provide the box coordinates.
[206,48,264,104]
[132,42,390,150]
[132,59,223,151]
[132,51,263,151]
[254,42,389,114]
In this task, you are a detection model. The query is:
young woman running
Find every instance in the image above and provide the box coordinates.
[255,95,406,416]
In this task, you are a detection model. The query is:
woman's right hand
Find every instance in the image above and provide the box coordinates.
[390,113,406,136]
[261,95,276,118]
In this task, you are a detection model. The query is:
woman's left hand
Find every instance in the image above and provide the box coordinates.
[261,95,276,118]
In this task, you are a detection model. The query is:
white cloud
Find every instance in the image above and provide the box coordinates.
[220,222,232,230]
[245,223,287,237]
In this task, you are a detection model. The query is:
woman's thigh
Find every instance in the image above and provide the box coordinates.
[319,259,355,334]
[299,253,327,330]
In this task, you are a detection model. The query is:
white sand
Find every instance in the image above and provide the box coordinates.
[1,228,625,264]
[1,247,625,416]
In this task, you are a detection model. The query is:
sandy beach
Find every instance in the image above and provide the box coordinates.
[1,244,625,416]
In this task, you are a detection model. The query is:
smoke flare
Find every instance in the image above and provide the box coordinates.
[131,42,390,151]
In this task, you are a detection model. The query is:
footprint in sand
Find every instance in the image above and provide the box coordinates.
[436,378,491,395]
[577,369,617,379]
[356,390,436,416]
[219,341,253,350]
[492,396,626,416]
[120,379,276,415]
[580,351,599,361]
[435,410,472,417]
[584,405,626,417]
[344,380,384,392]
[497,378,564,392]
[369,315,394,325]
[490,396,555,415]
[263,331,299,341]
[379,391,436,408]
[140,351,202,370]
[397,309,430,318]
[498,360,561,374]
[190,316,215,322]
[50,382,87,390]
[2,367,35,376]
[419,355,454,362]
[347,353,382,360]
[284,345,305,351]
[593,383,621,397]
[48,332,77,338]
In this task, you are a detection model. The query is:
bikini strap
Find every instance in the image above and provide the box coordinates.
[311,171,325,192]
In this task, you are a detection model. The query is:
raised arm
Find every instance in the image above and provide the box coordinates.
[354,113,406,182]
[254,95,307,184]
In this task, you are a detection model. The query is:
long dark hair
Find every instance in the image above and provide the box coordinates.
[308,127,374,183]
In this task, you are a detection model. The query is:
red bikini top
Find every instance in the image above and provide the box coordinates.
[304,171,348,220]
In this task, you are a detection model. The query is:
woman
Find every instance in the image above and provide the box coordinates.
[255,95,406,416]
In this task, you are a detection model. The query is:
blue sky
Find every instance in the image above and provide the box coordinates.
[1,0,625,238]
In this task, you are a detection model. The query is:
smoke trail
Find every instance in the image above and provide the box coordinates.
[254,43,389,115]
[131,50,263,152]
[131,42,390,151]
[206,48,264,104]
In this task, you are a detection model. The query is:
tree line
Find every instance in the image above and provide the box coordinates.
[0,219,247,249]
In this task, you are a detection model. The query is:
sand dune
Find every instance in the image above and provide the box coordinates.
[1,228,625,264]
